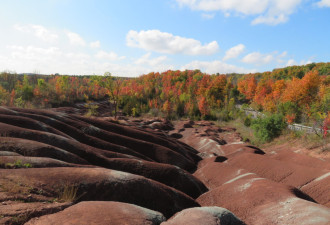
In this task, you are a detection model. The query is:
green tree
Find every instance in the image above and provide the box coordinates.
[15,75,34,103]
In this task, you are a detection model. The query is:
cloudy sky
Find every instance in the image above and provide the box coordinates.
[0,0,329,76]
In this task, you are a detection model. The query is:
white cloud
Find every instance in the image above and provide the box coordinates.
[242,51,287,65]
[181,60,255,74]
[176,0,267,14]
[126,29,219,55]
[223,44,245,60]
[1,23,303,78]
[2,45,64,73]
[317,0,330,7]
[95,50,125,61]
[286,59,296,66]
[242,52,274,64]
[99,63,175,77]
[7,45,62,60]
[90,41,101,48]
[285,59,312,67]
[224,12,231,17]
[201,13,216,19]
[14,24,58,43]
[66,32,86,46]
[1,25,178,77]
[176,0,303,25]
[0,44,150,76]
[135,53,167,66]
[300,59,313,65]
[279,51,287,58]
[251,13,288,25]
[65,52,90,60]
[1,25,144,76]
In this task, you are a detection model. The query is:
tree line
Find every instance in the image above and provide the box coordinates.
[0,63,329,133]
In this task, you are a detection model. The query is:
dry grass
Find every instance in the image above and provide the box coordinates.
[216,118,330,155]
[57,184,78,202]
[303,134,330,153]
[262,129,329,152]
[10,214,29,225]
[216,118,262,146]
[0,177,32,195]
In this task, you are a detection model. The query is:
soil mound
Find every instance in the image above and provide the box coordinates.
[26,201,166,225]
[1,109,329,224]
[173,120,330,224]
[161,207,245,225]
[0,107,208,224]
[0,167,199,218]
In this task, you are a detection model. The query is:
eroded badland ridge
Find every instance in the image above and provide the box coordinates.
[0,106,329,224]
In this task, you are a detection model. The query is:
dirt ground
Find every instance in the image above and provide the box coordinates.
[0,108,329,225]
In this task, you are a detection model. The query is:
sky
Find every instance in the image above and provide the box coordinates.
[0,0,329,77]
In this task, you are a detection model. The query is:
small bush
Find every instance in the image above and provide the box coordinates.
[23,163,33,168]
[148,108,163,118]
[251,114,287,143]
[243,116,252,127]
[217,110,232,121]
[131,107,140,117]
[85,103,99,117]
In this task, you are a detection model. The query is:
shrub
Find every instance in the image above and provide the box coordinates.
[251,114,287,143]
[4,160,33,169]
[149,108,161,117]
[215,109,231,121]
[84,102,99,117]
[243,116,252,127]
[131,107,140,117]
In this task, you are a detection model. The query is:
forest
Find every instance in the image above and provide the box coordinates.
[0,62,329,138]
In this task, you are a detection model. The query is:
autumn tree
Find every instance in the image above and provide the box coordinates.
[237,75,257,100]
[33,78,50,107]
[208,75,227,108]
[0,84,9,105]
[198,96,209,119]
[103,72,121,119]
[55,75,71,102]
[162,100,172,119]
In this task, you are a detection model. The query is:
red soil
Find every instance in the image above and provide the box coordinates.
[0,108,329,224]
[26,201,166,225]
[162,207,245,225]
[0,107,206,224]
[174,120,330,225]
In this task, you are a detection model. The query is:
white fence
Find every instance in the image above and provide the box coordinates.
[287,123,329,135]
[236,105,329,135]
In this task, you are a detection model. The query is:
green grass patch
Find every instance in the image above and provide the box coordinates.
[3,160,33,169]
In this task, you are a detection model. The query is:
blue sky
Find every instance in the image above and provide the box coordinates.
[0,0,329,76]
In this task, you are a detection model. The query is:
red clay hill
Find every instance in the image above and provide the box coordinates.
[0,106,329,224]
